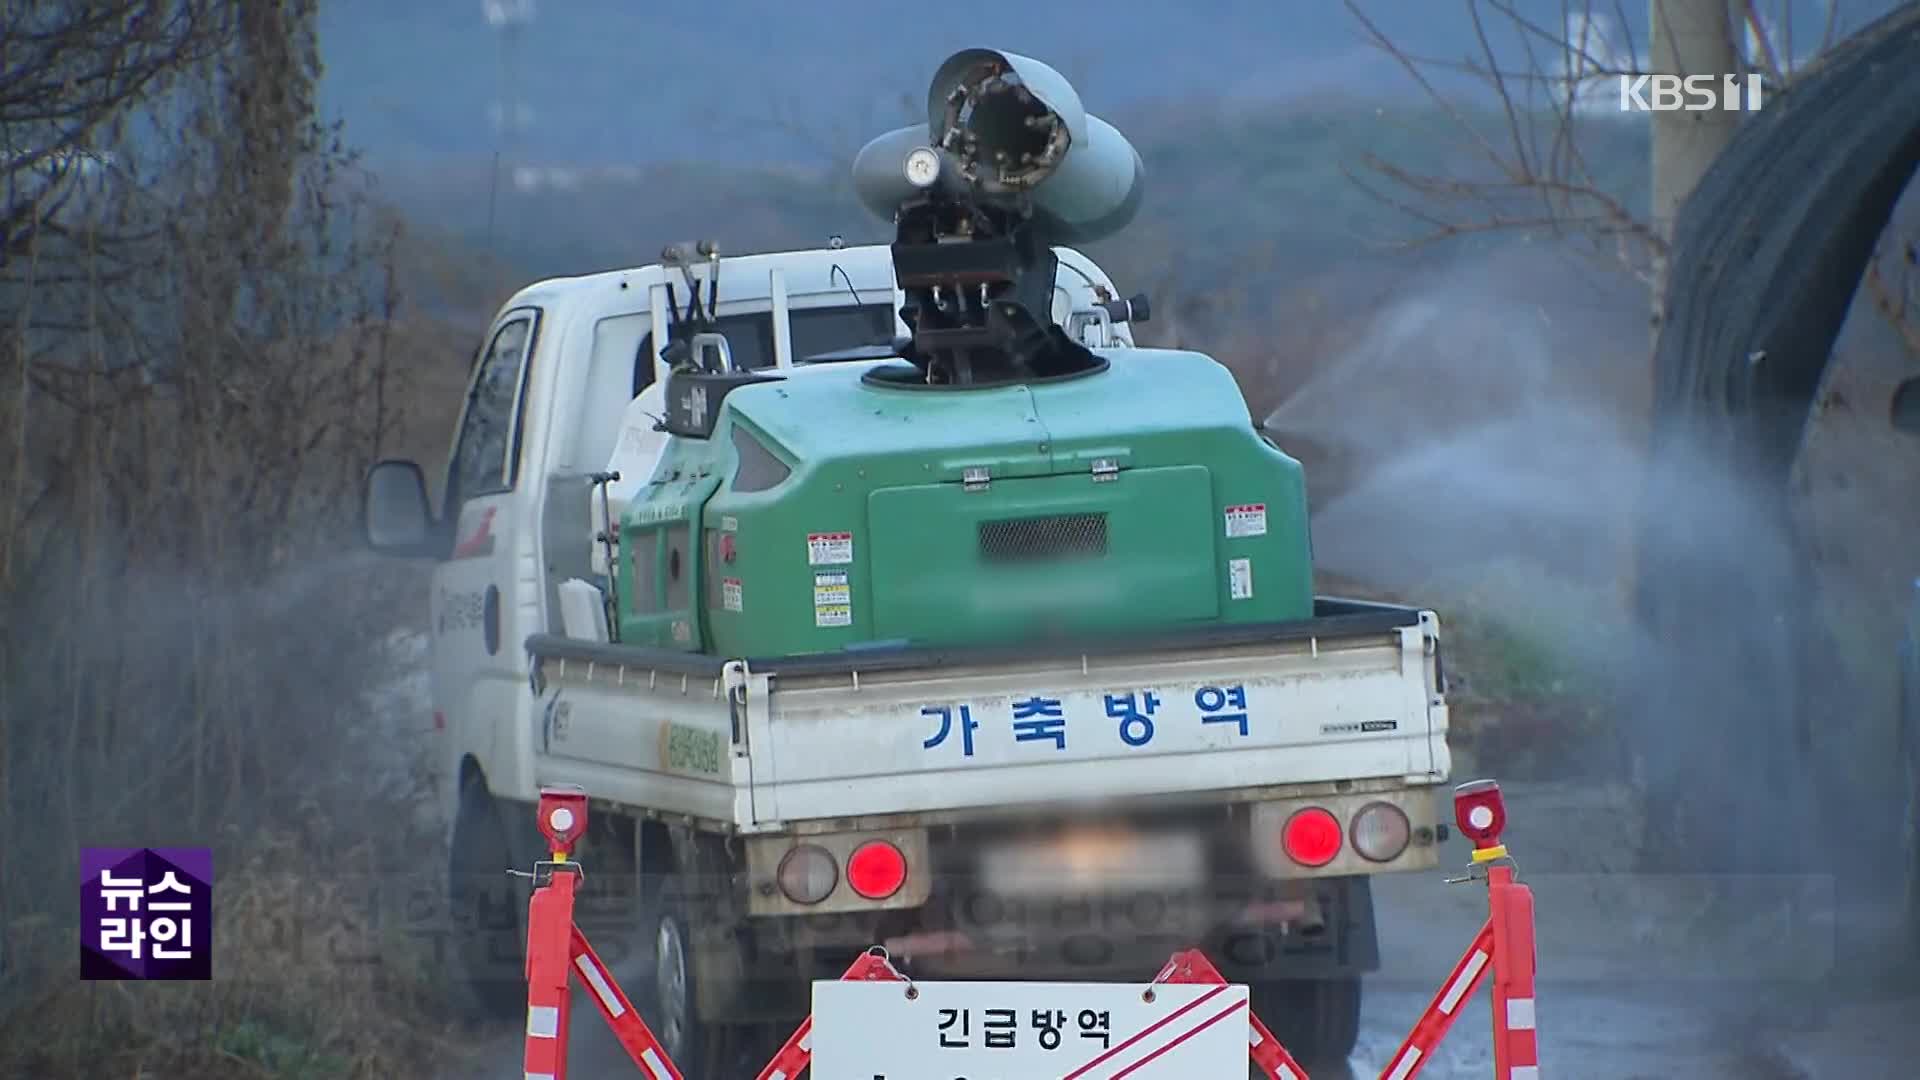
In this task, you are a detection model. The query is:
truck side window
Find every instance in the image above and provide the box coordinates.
[632,341,656,398]
[447,312,537,511]
[636,314,775,375]
[788,304,894,361]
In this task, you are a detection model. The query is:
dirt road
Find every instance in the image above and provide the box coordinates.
[441,781,1920,1079]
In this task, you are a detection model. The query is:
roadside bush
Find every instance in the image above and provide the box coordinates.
[0,4,471,1075]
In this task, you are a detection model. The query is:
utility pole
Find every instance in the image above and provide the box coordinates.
[483,0,536,146]
[482,0,537,291]
[1627,0,1747,602]
[1647,0,1747,344]
[1634,0,1779,874]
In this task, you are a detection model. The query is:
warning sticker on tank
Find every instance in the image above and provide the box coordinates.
[814,572,852,627]
[1224,504,1268,538]
[813,572,850,606]
[721,577,743,612]
[1229,557,1253,600]
[807,531,854,565]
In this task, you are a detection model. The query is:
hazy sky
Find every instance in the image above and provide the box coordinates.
[317,0,1902,166]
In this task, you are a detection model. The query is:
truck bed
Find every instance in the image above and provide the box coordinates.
[525,598,1448,830]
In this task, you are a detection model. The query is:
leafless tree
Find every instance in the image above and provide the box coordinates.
[0,4,452,1071]
[1340,1,1920,880]
[1343,0,1920,359]
[1339,2,1856,284]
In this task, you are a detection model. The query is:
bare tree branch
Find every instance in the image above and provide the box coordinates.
[1344,0,1671,285]
[0,9,433,1052]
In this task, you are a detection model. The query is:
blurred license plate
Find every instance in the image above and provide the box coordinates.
[977,826,1206,897]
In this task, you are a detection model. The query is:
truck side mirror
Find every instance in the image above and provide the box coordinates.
[363,459,440,557]
[1893,375,1920,435]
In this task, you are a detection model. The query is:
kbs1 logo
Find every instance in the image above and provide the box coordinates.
[1618,73,1765,112]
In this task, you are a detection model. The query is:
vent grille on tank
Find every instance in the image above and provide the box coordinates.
[978,513,1109,563]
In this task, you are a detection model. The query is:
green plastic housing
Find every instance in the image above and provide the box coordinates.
[617,349,1313,657]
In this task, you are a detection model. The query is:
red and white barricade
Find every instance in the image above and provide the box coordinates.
[519,785,683,1080]
[1151,948,1312,1080]
[516,779,1541,1078]
[1376,780,1538,1079]
[753,948,909,1080]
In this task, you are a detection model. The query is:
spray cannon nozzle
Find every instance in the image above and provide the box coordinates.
[849,48,1144,248]
[931,53,1073,193]
[842,49,1148,388]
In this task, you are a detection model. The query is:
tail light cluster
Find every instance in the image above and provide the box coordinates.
[776,838,909,905]
[1281,807,1344,867]
[1277,800,1412,868]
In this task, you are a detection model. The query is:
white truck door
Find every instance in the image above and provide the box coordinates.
[432,307,543,802]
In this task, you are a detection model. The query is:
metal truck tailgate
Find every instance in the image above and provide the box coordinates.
[744,618,1445,824]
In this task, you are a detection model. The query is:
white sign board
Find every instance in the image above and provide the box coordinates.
[809,979,1249,1079]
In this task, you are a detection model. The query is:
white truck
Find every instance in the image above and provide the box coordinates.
[361,238,1452,1071]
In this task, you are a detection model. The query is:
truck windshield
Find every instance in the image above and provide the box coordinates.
[638,304,894,375]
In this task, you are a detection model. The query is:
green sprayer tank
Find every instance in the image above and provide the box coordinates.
[616,350,1313,656]
[617,46,1313,656]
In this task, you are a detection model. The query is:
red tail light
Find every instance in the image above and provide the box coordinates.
[846,840,908,899]
[1282,807,1343,867]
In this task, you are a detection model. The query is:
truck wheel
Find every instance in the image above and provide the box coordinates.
[448,776,528,1021]
[1253,976,1362,1067]
[650,887,703,1066]
[637,869,734,1074]
[638,873,782,1076]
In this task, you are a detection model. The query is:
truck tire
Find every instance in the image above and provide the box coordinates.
[448,776,529,1021]
[637,868,790,1077]
[1253,976,1362,1067]
[641,877,707,1071]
